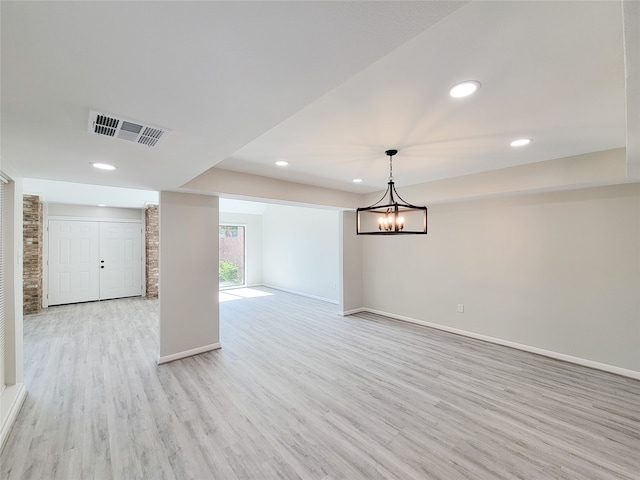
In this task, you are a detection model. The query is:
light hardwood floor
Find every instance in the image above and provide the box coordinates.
[1,287,639,479]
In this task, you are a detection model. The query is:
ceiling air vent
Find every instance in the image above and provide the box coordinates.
[88,110,171,147]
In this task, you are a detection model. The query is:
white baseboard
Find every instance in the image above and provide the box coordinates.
[157,343,221,365]
[262,284,339,305]
[0,383,27,453]
[338,308,365,316]
[361,308,640,380]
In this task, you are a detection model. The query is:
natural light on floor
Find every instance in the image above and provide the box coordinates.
[219,288,274,303]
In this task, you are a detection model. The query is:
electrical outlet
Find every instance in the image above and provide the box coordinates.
[457,304,464,313]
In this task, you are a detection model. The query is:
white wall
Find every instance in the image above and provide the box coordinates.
[158,192,219,363]
[219,212,263,287]
[48,203,143,220]
[361,183,640,373]
[362,148,628,207]
[262,204,340,303]
[186,168,361,209]
[0,164,26,452]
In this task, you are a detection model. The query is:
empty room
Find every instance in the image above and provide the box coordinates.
[1,1,639,479]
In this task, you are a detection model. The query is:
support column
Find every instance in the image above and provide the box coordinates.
[158,191,219,364]
[338,210,363,315]
[23,195,42,314]
[144,204,159,299]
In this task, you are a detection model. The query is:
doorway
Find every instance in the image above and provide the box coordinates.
[48,220,143,305]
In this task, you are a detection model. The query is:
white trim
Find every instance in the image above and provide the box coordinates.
[360,308,640,380]
[42,202,49,308]
[157,343,221,365]
[338,308,365,316]
[46,218,144,305]
[262,284,339,304]
[217,283,264,292]
[141,209,147,298]
[47,216,141,223]
[0,384,27,453]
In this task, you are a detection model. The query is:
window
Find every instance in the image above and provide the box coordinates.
[219,225,239,238]
[219,225,245,288]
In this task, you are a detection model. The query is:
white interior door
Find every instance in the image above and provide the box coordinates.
[48,220,100,305]
[99,222,142,300]
[48,220,142,306]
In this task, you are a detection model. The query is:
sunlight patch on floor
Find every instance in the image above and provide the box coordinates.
[219,287,274,303]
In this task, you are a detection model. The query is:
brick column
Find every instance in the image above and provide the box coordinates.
[145,204,159,298]
[23,195,43,314]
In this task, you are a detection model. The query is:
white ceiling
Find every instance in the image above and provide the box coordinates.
[22,178,158,209]
[2,1,638,205]
[22,178,265,215]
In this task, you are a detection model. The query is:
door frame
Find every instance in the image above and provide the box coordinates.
[44,212,145,308]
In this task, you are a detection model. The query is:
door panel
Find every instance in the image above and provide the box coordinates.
[99,222,142,300]
[48,220,142,305]
[48,220,100,305]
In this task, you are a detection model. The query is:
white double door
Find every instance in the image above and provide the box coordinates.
[48,220,142,306]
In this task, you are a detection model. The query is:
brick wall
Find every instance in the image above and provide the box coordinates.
[23,195,43,314]
[145,204,159,298]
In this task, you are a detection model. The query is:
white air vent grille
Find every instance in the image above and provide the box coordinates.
[88,110,170,147]
[140,127,164,146]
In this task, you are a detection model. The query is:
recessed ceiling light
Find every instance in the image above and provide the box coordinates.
[275,160,289,167]
[510,138,532,147]
[449,80,481,98]
[92,162,116,170]
[98,204,106,207]
[352,178,363,183]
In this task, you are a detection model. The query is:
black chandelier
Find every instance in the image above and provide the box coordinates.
[356,149,427,235]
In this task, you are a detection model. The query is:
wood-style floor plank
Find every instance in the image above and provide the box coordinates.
[1,288,639,479]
